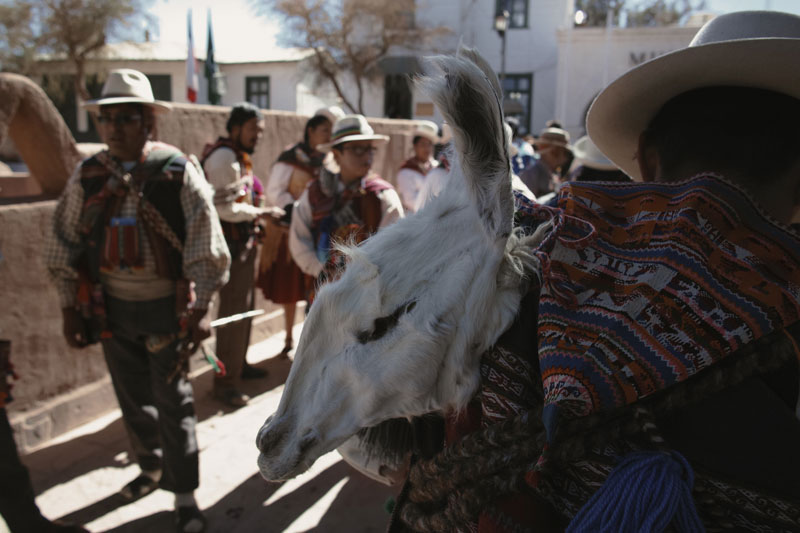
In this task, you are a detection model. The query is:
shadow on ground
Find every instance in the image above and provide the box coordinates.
[26,353,290,496]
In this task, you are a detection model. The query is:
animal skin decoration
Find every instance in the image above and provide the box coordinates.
[256,48,544,483]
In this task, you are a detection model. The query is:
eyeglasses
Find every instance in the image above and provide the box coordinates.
[342,145,378,156]
[97,113,142,126]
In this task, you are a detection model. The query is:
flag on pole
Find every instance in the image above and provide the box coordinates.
[186,9,199,103]
[205,9,223,105]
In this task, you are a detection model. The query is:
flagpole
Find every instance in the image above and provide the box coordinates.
[186,9,198,103]
[205,8,223,105]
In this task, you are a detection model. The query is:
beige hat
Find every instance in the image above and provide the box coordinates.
[533,127,572,151]
[587,10,800,180]
[83,68,171,114]
[317,114,390,152]
[573,136,617,171]
[412,120,439,143]
[313,105,345,123]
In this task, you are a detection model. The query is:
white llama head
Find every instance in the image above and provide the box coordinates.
[257,48,538,481]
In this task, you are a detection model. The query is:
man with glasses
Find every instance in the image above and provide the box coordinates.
[45,69,229,533]
[289,114,403,292]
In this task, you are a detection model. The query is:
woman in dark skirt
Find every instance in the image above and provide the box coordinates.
[257,106,343,353]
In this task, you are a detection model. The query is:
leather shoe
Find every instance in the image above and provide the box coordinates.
[241,363,268,379]
[214,387,249,407]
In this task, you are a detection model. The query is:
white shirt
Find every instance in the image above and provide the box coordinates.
[265,162,296,208]
[203,146,263,223]
[414,168,535,212]
[396,158,437,214]
[289,176,404,277]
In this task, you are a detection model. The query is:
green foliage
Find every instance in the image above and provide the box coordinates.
[575,0,706,27]
[626,0,706,27]
[574,0,626,27]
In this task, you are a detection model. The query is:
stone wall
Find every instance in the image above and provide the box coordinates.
[0,103,418,447]
[156,103,418,188]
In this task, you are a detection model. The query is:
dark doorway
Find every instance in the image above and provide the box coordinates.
[384,74,412,119]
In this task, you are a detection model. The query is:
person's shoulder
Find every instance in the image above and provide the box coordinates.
[203,145,237,164]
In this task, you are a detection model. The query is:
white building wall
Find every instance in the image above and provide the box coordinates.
[409,0,572,133]
[555,25,699,140]
[219,61,300,110]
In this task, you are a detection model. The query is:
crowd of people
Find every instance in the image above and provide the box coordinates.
[1,7,799,533]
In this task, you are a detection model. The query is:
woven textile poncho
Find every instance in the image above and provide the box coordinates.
[522,174,800,441]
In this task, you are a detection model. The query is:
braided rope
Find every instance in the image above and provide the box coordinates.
[396,324,799,532]
[138,199,183,253]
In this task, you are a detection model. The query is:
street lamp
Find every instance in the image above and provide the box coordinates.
[494,4,509,85]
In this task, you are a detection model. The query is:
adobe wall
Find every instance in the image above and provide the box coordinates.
[0,102,417,449]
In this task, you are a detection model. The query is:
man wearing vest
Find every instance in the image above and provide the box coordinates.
[46,69,230,533]
[289,114,404,290]
[201,103,283,408]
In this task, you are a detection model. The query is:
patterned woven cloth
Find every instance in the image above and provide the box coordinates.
[516,174,800,440]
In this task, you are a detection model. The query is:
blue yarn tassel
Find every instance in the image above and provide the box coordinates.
[566,451,705,533]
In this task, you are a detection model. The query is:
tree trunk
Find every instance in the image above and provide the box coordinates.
[313,50,359,113]
[73,57,90,102]
[354,71,365,115]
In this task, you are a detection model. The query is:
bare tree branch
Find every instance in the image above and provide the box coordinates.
[255,0,449,115]
[0,0,153,101]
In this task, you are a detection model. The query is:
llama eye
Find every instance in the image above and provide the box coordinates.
[356,300,417,344]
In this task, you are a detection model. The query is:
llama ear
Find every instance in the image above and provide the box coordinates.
[417,47,514,241]
[346,249,379,284]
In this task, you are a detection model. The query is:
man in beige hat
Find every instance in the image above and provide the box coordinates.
[46,68,229,532]
[519,125,572,198]
[567,135,630,183]
[257,105,344,353]
[512,10,800,531]
[396,120,439,213]
[289,114,403,292]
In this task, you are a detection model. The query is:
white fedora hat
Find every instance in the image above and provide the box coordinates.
[573,136,617,171]
[313,105,345,123]
[317,114,390,152]
[83,68,172,114]
[533,126,572,151]
[587,10,800,180]
[412,120,439,143]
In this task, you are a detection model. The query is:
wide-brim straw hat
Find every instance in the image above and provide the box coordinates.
[573,135,617,171]
[83,68,172,114]
[313,105,345,124]
[317,114,390,152]
[533,127,572,151]
[587,10,800,181]
[412,120,439,143]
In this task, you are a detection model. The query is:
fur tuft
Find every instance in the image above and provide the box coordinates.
[416,47,513,241]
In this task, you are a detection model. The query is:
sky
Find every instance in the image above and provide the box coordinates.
[147,0,800,56]
[148,0,281,61]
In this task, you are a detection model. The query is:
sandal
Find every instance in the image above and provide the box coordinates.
[175,505,207,533]
[118,474,159,502]
[280,339,294,356]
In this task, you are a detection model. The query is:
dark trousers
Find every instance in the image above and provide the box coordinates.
[0,408,51,532]
[102,295,199,493]
[214,245,257,389]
